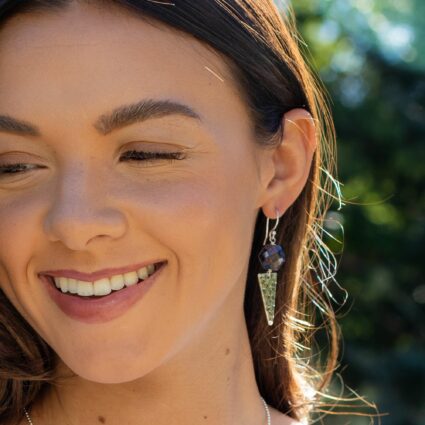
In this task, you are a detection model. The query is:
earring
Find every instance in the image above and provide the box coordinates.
[257,208,286,326]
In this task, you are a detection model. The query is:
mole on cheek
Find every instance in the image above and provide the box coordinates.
[98,415,106,423]
[203,415,208,419]
[225,348,230,355]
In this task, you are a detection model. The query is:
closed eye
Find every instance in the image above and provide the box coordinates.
[0,150,187,177]
[0,150,186,176]
[0,163,44,176]
[119,150,187,164]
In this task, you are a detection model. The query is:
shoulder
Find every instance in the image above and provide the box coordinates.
[269,407,306,425]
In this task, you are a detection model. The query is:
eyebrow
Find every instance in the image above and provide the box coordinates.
[0,99,203,137]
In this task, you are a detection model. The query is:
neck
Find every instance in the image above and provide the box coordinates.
[29,285,268,425]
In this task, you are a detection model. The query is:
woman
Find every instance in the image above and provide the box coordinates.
[0,1,344,424]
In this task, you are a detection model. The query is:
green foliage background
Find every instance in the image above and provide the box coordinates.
[284,1,424,423]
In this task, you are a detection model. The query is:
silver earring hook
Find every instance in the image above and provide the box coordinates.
[263,208,281,245]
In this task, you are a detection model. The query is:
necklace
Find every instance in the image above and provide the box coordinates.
[23,396,271,424]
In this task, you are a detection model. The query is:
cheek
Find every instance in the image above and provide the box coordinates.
[0,192,48,326]
[104,168,255,363]
[120,164,253,265]
[0,194,42,279]
[122,167,254,304]
[117,171,234,273]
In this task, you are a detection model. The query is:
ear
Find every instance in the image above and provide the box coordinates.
[257,108,317,218]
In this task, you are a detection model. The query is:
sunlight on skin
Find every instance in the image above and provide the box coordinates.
[0,2,314,424]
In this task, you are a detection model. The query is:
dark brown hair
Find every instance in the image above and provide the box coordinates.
[0,1,374,424]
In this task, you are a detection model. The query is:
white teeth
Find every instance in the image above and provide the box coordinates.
[137,266,149,280]
[59,277,68,293]
[68,278,78,294]
[110,274,125,291]
[51,263,159,296]
[54,277,61,288]
[77,281,94,296]
[123,271,138,287]
[93,278,112,296]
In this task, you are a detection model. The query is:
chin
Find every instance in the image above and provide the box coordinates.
[58,352,157,384]
[69,363,152,384]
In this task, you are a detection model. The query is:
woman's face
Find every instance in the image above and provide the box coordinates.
[0,3,269,381]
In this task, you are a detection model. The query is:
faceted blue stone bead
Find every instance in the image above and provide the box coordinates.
[258,244,286,271]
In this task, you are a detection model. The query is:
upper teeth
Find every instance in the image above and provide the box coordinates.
[53,263,156,296]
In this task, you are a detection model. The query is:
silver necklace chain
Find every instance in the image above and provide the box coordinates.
[260,396,272,425]
[23,396,271,425]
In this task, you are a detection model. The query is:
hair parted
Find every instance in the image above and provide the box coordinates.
[0,1,377,424]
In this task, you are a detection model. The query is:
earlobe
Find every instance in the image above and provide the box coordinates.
[260,108,317,218]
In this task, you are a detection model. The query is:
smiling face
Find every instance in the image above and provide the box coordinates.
[0,2,268,382]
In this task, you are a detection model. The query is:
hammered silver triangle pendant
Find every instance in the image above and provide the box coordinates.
[257,270,277,326]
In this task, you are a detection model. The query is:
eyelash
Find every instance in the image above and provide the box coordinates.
[120,150,186,163]
[0,150,186,176]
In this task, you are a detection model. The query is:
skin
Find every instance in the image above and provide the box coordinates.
[0,2,316,425]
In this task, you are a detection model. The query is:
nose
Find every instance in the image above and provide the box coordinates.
[43,165,127,251]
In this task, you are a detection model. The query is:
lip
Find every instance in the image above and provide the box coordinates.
[39,259,165,281]
[40,261,167,324]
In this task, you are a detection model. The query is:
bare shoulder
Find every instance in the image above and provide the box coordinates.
[269,407,305,425]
